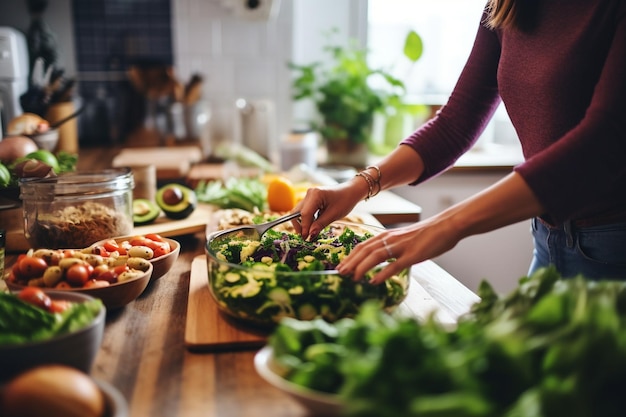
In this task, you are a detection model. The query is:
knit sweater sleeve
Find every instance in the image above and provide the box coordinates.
[513,2,626,223]
[400,11,502,184]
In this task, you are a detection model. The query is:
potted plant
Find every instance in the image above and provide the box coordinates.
[289,30,423,167]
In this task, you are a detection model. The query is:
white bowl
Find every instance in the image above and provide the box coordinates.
[254,346,344,416]
[29,129,59,152]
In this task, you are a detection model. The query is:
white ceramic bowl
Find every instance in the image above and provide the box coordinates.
[29,129,59,152]
[254,346,344,416]
[0,291,106,383]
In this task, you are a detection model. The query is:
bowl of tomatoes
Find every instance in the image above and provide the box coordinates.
[0,288,105,383]
[4,246,153,309]
[87,233,180,281]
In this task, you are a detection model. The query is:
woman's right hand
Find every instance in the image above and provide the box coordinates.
[293,178,369,240]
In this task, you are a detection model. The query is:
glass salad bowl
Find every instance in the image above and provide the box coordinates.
[205,220,410,327]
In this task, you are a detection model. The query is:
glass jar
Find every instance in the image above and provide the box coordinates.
[20,168,134,249]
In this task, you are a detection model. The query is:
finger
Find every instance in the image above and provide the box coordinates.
[297,189,324,239]
[290,202,305,235]
[337,238,388,279]
[369,258,411,285]
[352,245,394,281]
[290,212,303,235]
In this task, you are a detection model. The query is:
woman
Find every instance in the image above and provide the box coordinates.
[294,0,626,284]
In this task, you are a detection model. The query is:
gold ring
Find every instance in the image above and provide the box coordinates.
[382,237,394,259]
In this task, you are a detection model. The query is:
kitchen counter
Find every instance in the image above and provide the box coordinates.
[2,145,479,416]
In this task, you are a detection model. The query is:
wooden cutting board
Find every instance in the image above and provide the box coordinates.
[184,255,268,352]
[183,255,452,352]
[133,203,214,238]
[112,146,203,180]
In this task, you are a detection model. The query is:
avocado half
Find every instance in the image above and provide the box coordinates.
[155,184,197,220]
[133,199,161,225]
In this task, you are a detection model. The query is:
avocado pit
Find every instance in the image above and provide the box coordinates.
[156,184,197,220]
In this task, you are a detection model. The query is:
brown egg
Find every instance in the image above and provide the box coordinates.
[0,365,106,417]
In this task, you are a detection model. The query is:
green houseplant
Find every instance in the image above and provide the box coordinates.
[289,30,423,167]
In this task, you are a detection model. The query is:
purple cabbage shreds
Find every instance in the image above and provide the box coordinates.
[252,247,275,261]
[323,260,335,270]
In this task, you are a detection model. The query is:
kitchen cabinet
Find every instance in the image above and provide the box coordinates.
[392,162,533,295]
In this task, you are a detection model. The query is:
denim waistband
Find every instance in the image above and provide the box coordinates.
[539,209,626,229]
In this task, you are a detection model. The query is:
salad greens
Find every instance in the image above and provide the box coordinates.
[207,224,409,326]
[268,267,626,417]
[0,293,103,345]
[195,177,267,212]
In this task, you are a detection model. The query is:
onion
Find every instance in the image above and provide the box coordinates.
[0,365,106,417]
[0,136,39,163]
[12,159,55,179]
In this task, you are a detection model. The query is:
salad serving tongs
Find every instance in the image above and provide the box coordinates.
[209,211,302,245]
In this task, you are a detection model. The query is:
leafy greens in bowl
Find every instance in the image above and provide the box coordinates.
[205,221,409,327]
[265,267,626,417]
[0,290,105,382]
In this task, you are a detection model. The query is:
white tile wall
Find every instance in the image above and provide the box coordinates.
[172,0,294,154]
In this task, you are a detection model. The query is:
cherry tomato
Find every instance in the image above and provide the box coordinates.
[18,256,49,279]
[84,279,110,289]
[97,270,118,284]
[133,236,155,246]
[92,264,109,277]
[11,254,28,279]
[113,265,129,275]
[6,269,18,283]
[144,239,171,254]
[145,233,165,243]
[152,245,170,258]
[49,300,71,313]
[119,241,131,255]
[62,249,77,258]
[18,287,52,311]
[90,245,110,257]
[55,281,72,290]
[66,264,90,287]
[102,239,121,253]
[103,239,128,255]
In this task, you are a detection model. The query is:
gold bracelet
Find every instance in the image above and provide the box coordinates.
[360,169,381,198]
[355,172,375,200]
[365,165,381,196]
[361,171,380,198]
[365,165,381,183]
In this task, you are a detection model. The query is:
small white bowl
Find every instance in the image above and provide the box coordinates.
[29,129,59,152]
[254,346,344,416]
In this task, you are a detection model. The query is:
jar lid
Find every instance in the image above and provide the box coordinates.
[19,168,134,201]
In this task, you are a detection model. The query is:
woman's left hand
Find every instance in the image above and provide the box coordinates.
[337,216,461,284]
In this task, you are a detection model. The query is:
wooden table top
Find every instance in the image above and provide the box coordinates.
[2,145,478,417]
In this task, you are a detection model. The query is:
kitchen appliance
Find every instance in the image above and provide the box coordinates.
[234,98,277,162]
[0,27,29,136]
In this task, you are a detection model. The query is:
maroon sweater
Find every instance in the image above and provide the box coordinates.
[401,0,626,224]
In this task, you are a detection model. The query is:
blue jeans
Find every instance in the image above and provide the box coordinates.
[529,217,626,280]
